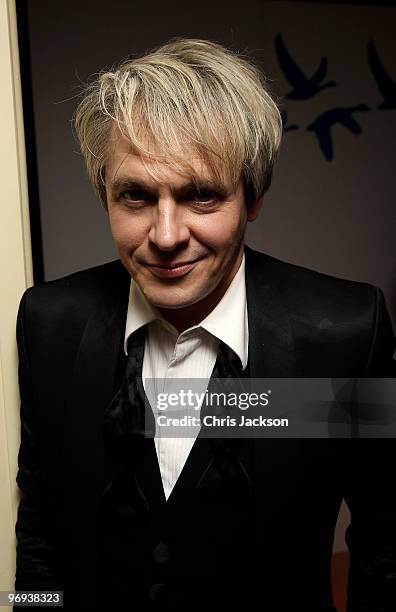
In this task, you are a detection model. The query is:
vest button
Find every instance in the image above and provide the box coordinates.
[149,582,165,600]
[152,542,170,563]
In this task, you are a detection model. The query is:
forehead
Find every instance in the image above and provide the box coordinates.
[105,125,230,189]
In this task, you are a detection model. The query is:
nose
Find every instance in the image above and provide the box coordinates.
[148,198,190,251]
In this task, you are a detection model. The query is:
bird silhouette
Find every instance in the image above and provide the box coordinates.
[281,111,299,132]
[367,39,396,110]
[275,33,336,100]
[307,105,370,161]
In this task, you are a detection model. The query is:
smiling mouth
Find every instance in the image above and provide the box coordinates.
[148,260,195,269]
[145,259,201,279]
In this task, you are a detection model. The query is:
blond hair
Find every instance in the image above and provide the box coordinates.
[73,38,283,208]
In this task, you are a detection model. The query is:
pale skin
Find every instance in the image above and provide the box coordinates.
[105,130,263,332]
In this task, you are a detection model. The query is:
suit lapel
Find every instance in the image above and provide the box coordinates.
[244,247,302,559]
[245,245,297,378]
[58,261,130,600]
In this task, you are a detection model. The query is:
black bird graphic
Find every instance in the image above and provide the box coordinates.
[307,105,370,161]
[281,111,299,132]
[367,39,396,110]
[275,33,336,100]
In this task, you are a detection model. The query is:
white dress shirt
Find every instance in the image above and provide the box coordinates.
[124,255,248,499]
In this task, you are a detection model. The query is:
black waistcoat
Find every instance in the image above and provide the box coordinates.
[97,328,256,611]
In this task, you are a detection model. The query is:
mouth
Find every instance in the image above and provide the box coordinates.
[145,259,201,279]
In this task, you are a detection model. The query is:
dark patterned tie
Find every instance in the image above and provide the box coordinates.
[102,325,154,471]
[102,329,249,475]
[201,339,250,430]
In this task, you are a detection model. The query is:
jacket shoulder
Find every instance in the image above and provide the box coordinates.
[245,248,395,375]
[246,247,378,322]
[23,259,128,311]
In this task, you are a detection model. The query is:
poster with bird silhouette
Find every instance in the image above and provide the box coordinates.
[244,2,395,316]
[276,31,392,161]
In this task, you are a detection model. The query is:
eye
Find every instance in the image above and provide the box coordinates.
[120,189,148,201]
[118,189,155,207]
[190,189,219,206]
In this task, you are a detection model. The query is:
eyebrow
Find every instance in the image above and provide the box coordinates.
[108,176,229,198]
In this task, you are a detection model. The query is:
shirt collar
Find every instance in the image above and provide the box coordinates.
[124,253,248,370]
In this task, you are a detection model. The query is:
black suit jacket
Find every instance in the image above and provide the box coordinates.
[15,246,396,611]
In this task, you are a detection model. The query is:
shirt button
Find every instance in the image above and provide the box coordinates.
[152,542,170,563]
[149,582,165,600]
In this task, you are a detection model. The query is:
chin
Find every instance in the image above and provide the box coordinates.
[149,296,196,310]
[146,288,203,310]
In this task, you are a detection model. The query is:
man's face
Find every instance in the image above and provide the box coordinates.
[105,130,261,325]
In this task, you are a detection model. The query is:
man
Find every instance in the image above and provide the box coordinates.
[15,38,396,611]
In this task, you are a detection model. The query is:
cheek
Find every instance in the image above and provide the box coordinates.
[193,211,246,250]
[108,211,147,251]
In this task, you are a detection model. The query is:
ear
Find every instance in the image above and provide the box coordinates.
[247,196,264,222]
